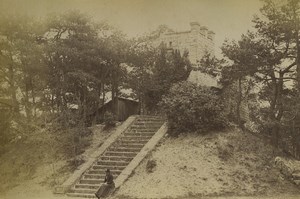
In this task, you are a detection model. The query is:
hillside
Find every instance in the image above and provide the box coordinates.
[1,125,300,199]
[0,124,112,199]
[115,127,300,199]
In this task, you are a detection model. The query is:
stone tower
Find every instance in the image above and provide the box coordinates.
[153,22,215,65]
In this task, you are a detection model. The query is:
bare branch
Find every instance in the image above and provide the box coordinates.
[282,62,297,73]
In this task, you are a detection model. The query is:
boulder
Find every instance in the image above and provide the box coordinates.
[275,156,300,185]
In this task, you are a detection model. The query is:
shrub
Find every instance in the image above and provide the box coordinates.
[217,143,233,161]
[146,159,157,173]
[159,81,228,135]
[103,111,117,129]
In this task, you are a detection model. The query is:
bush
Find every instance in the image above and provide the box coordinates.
[159,82,228,135]
[146,159,157,173]
[103,111,117,129]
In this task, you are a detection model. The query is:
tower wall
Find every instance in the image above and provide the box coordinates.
[152,22,215,65]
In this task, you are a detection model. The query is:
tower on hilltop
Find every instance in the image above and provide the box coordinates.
[153,22,215,65]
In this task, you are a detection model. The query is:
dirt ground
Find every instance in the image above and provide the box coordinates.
[115,127,300,199]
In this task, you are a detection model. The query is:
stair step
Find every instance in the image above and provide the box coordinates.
[83,174,107,179]
[116,143,145,149]
[70,188,98,194]
[130,125,160,129]
[83,174,119,181]
[75,184,100,190]
[124,132,155,137]
[87,169,122,175]
[120,136,152,141]
[107,147,141,153]
[129,128,158,132]
[137,115,164,118]
[92,165,126,170]
[66,192,96,198]
[134,121,164,124]
[136,118,164,121]
[104,151,138,157]
[136,119,164,121]
[80,179,103,184]
[133,124,163,128]
[96,160,129,166]
[99,156,133,162]
[118,140,148,145]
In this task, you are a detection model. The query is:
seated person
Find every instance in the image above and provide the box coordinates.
[95,169,115,199]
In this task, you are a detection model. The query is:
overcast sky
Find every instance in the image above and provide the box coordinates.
[0,0,263,57]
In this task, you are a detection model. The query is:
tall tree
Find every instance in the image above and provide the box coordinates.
[127,40,191,113]
[0,14,45,121]
[221,0,300,146]
[44,11,104,118]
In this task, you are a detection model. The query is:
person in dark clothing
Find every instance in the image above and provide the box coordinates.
[95,169,115,199]
[104,169,114,185]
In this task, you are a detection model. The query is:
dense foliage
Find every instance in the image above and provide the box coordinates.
[198,0,300,157]
[0,11,192,167]
[126,42,192,114]
[0,11,130,173]
[160,82,227,136]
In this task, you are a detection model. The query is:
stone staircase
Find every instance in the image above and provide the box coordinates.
[66,115,165,198]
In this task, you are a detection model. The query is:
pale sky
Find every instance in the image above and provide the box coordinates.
[0,0,263,57]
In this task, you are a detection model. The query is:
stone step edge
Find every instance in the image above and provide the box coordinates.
[99,156,133,160]
[69,187,98,192]
[66,192,96,198]
[54,115,138,194]
[75,183,100,188]
[113,122,168,190]
[104,151,138,156]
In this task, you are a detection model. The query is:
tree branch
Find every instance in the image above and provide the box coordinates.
[282,62,296,73]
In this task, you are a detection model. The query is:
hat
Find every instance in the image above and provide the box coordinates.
[106,169,110,172]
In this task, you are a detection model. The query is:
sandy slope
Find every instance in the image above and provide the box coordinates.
[115,128,300,199]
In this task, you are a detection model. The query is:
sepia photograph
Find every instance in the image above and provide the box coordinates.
[1,0,300,199]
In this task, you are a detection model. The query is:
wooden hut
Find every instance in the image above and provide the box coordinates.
[88,97,139,125]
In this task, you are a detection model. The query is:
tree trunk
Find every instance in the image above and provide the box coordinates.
[8,62,18,113]
[236,77,243,129]
[51,91,55,113]
[269,73,278,119]
[296,31,300,90]
[83,89,87,125]
[276,72,284,121]
[94,83,102,125]
[294,7,300,91]
[138,90,143,115]
[30,77,37,117]
[272,122,280,148]
[102,83,105,105]
[32,88,36,117]
[24,79,32,122]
